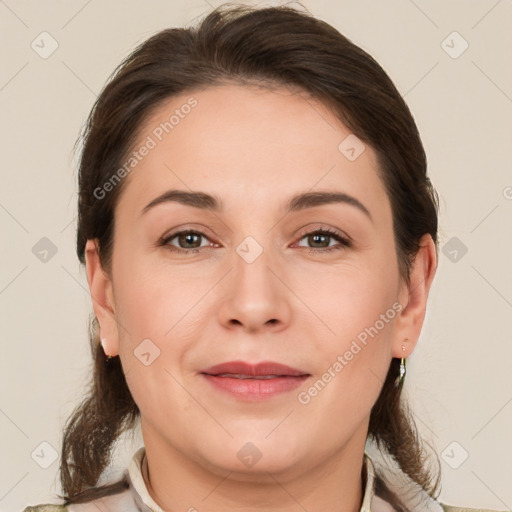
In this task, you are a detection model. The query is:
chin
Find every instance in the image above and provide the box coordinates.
[197,435,307,477]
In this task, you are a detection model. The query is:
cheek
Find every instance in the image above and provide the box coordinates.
[296,276,395,430]
[294,254,398,397]
[297,254,399,342]
[112,243,183,328]
[112,258,216,388]
[112,266,198,414]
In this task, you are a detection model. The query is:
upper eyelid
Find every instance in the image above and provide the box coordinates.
[296,225,349,239]
[161,226,215,242]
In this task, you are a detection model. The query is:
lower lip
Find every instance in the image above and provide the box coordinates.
[201,374,310,401]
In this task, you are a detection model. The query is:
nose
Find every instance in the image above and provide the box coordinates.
[217,244,292,333]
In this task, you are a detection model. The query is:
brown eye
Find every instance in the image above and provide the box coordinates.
[306,233,331,248]
[176,232,203,249]
[296,228,351,254]
[160,230,212,253]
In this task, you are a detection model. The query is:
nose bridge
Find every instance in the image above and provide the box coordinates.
[234,233,279,306]
[217,233,290,330]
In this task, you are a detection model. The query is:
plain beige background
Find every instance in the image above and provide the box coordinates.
[1,0,511,510]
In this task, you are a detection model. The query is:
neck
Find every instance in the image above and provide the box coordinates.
[140,427,368,512]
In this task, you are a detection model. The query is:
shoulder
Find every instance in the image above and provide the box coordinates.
[22,506,68,512]
[440,503,507,512]
[21,491,130,512]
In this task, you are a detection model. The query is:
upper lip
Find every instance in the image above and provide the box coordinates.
[200,360,309,377]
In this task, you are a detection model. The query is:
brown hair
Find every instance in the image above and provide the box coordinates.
[59,3,441,510]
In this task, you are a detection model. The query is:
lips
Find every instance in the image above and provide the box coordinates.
[200,360,309,378]
[199,361,310,401]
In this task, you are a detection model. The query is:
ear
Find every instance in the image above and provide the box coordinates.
[84,239,120,357]
[392,233,438,358]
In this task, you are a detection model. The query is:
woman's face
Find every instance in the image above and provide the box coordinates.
[86,83,433,479]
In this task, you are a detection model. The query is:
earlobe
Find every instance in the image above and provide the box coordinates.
[392,234,438,358]
[84,239,120,357]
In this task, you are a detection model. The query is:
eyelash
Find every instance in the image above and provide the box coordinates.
[301,228,351,254]
[158,227,351,255]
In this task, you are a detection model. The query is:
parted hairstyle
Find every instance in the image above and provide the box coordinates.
[60,3,441,511]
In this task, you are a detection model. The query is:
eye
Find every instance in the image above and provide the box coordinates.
[158,226,351,255]
[296,227,351,254]
[159,229,215,253]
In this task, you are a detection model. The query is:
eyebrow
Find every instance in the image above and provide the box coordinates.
[141,189,372,222]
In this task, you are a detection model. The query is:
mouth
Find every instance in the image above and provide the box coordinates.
[199,360,311,401]
[212,373,296,379]
[200,360,309,377]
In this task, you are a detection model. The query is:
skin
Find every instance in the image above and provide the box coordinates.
[85,83,437,512]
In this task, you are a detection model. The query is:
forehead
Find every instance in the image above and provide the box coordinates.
[116,83,389,219]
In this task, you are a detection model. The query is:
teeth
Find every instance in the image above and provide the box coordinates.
[215,373,283,379]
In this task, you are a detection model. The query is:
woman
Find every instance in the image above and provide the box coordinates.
[23,3,502,512]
